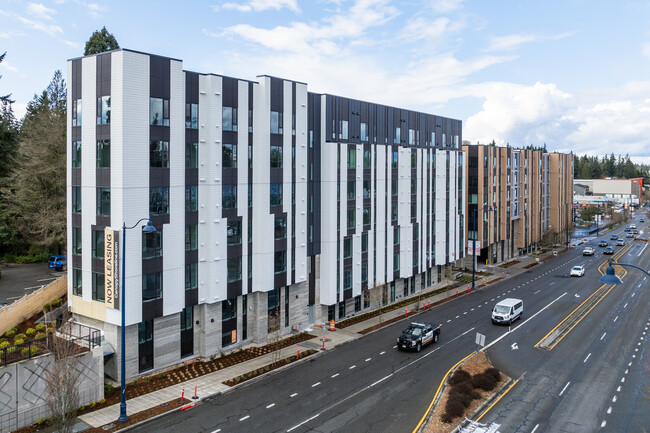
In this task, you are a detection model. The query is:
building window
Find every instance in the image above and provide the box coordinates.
[411,152,417,168]
[328,305,335,321]
[92,272,105,302]
[361,232,368,253]
[409,129,415,145]
[363,180,370,198]
[248,109,253,133]
[242,294,248,339]
[72,227,82,255]
[268,289,280,332]
[72,186,81,213]
[411,179,417,194]
[270,111,283,134]
[363,290,370,309]
[413,225,419,241]
[270,145,283,168]
[96,140,110,167]
[138,320,153,344]
[270,183,282,206]
[394,253,400,271]
[185,263,197,290]
[226,220,242,246]
[72,268,82,296]
[363,207,370,225]
[186,142,198,168]
[360,123,367,142]
[91,230,104,258]
[274,216,287,239]
[361,265,368,283]
[363,150,371,169]
[185,103,198,129]
[149,187,169,215]
[185,186,198,212]
[96,188,110,216]
[72,99,82,126]
[347,182,356,200]
[223,184,237,209]
[227,257,242,282]
[142,230,162,259]
[180,306,193,331]
[347,149,356,169]
[391,202,398,221]
[96,96,110,125]
[347,208,355,229]
[138,320,154,373]
[222,143,237,168]
[344,238,352,258]
[150,140,169,168]
[274,250,286,274]
[72,140,81,168]
[392,179,398,196]
[394,226,400,245]
[285,286,290,327]
[142,272,162,301]
[392,151,398,168]
[150,97,169,126]
[185,224,198,251]
[411,202,416,218]
[394,127,401,144]
[339,301,346,318]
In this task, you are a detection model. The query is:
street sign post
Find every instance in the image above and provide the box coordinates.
[475,332,486,365]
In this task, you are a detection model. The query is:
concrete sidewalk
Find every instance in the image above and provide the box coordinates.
[78,251,558,429]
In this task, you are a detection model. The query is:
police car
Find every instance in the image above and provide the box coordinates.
[397,322,441,352]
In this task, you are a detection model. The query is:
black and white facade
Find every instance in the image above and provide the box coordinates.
[67,49,464,379]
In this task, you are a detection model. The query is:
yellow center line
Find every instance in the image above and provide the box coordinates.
[411,351,476,433]
[475,379,519,423]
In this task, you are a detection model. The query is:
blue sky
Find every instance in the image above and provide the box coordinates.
[1,0,649,163]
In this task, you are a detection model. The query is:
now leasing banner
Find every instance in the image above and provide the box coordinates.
[104,229,120,309]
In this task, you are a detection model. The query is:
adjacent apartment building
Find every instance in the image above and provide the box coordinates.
[463,144,573,265]
[66,49,465,380]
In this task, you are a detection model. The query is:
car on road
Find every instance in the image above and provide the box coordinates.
[570,265,585,277]
[396,322,441,352]
[582,247,595,256]
[630,224,636,229]
[492,298,523,325]
[48,255,67,271]
[627,232,634,238]
[598,240,608,247]
[624,227,631,232]
[616,239,625,246]
[641,218,645,223]
[604,246,614,255]
[610,234,618,240]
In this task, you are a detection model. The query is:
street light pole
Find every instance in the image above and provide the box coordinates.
[119,218,156,423]
[599,260,650,285]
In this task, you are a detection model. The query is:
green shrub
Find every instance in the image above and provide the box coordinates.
[209,354,216,361]
[78,405,85,411]
[43,303,51,309]
[37,418,46,425]
[5,330,15,338]
[35,323,46,331]
[21,346,38,357]
[15,333,26,341]
[14,338,24,346]
[449,369,471,386]
[51,299,62,307]
[158,373,167,379]
[99,398,106,404]
[25,328,35,337]
[46,327,53,333]
[0,341,10,350]
[35,332,46,339]
[3,252,50,264]
[104,383,115,395]
[89,401,96,408]
[131,380,138,387]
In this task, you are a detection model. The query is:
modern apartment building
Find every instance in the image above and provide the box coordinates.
[463,144,572,265]
[66,49,465,380]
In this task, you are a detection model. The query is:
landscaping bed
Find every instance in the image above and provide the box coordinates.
[500,260,520,268]
[223,349,318,386]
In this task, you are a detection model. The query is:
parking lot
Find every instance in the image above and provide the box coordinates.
[0,263,62,306]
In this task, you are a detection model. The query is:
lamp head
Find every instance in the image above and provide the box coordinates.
[599,262,623,285]
[142,220,156,233]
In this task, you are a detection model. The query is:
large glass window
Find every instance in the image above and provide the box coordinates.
[227,220,242,245]
[391,202,398,221]
[274,251,286,274]
[270,183,282,206]
[363,207,371,225]
[97,140,110,167]
[223,143,237,168]
[392,179,398,196]
[344,270,352,290]
[347,182,356,200]
[394,226,400,245]
[185,185,198,212]
[222,106,237,131]
[96,96,110,125]
[149,187,169,215]
[138,320,153,343]
[227,257,242,282]
[270,111,283,134]
[344,238,352,258]
[340,120,349,140]
[392,151,398,168]
[72,140,81,168]
[72,227,82,255]
[363,179,370,198]
[361,265,368,283]
[150,97,169,126]
[181,306,193,331]
[72,268,82,296]
[185,103,198,129]
[361,233,368,253]
[186,142,198,168]
[185,263,198,290]
[72,186,81,213]
[360,123,367,141]
[363,150,371,169]
[347,149,356,169]
[274,216,287,239]
[394,253,400,271]
[185,224,198,251]
[150,140,169,168]
[97,188,110,216]
[72,99,82,127]
[91,230,104,258]
[347,208,355,229]
[142,231,162,259]
[92,272,105,302]
[394,127,401,144]
[222,184,237,209]
[142,272,162,301]
[270,145,283,168]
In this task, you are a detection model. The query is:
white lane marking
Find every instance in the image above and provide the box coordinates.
[23,285,42,290]
[483,293,568,352]
[471,308,475,311]
[601,333,606,340]
[584,353,591,363]
[6,296,21,300]
[212,430,221,433]
[607,407,612,414]
[632,292,636,297]
[478,305,482,308]
[531,424,539,433]
[534,290,541,294]
[331,373,339,378]
[463,312,468,315]
[379,351,386,355]
[624,303,628,309]
[267,403,275,409]
[617,386,621,392]
[601,420,607,428]
[287,414,320,432]
[628,362,632,367]
[365,358,371,362]
[311,382,321,388]
[491,298,495,301]
[621,377,625,383]
[37,277,57,282]
[447,320,451,323]
[370,374,393,387]
[612,396,617,402]
[349,365,356,370]
[393,345,397,349]
[559,381,571,396]
[614,316,618,322]
[638,243,647,256]
[625,369,628,374]
[456,315,460,319]
[240,415,250,421]
[290,393,298,398]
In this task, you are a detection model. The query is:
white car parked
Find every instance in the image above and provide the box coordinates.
[570,265,585,277]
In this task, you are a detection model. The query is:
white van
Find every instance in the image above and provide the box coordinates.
[492,298,523,325]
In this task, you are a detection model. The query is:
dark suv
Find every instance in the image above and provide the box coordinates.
[397,322,441,352]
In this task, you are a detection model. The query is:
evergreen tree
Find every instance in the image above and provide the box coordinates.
[84,27,119,55]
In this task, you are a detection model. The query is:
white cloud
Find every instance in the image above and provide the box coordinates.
[0,59,19,72]
[26,3,56,20]
[643,42,650,59]
[430,0,464,13]
[485,32,575,52]
[86,3,105,19]
[214,0,300,13]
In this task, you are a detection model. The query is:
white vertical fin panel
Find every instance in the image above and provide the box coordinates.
[294,83,308,282]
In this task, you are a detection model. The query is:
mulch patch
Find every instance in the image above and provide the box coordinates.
[223,349,318,386]
[500,260,521,268]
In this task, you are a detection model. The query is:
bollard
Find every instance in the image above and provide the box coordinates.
[296,345,300,359]
[192,380,198,400]
[405,306,408,317]
[456,287,459,297]
[322,339,326,351]
[180,386,185,404]
[467,283,470,293]
[427,299,430,309]
[483,278,486,285]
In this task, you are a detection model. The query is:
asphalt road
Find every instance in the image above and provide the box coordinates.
[133,226,614,432]
[484,214,650,433]
[0,262,61,306]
